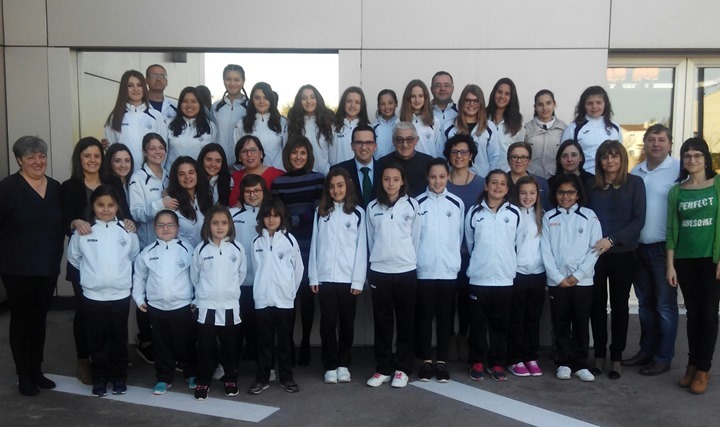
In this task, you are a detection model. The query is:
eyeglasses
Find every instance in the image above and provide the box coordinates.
[243,189,262,196]
[240,147,259,156]
[148,73,167,79]
[450,149,470,157]
[557,190,578,197]
[464,99,480,105]
[393,136,417,145]
[682,153,704,162]
[155,223,177,229]
[352,140,376,147]
[509,155,530,163]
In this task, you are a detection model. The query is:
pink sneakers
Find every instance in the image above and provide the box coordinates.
[525,360,543,376]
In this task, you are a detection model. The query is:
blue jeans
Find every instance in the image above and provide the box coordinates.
[634,243,678,364]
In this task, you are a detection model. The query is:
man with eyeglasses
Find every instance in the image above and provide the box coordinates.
[378,121,433,197]
[625,124,680,376]
[146,64,177,123]
[431,71,458,130]
[332,124,381,208]
[506,141,552,210]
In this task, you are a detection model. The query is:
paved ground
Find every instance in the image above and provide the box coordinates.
[0,310,719,427]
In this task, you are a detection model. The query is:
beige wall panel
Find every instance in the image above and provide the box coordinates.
[0,47,7,178]
[338,50,362,90]
[611,0,720,49]
[47,48,74,183]
[360,49,609,125]
[362,0,611,49]
[3,0,47,46]
[46,0,361,49]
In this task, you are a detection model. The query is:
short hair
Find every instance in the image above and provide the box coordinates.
[256,197,289,234]
[678,137,716,182]
[235,135,265,165]
[201,205,236,242]
[282,135,315,173]
[643,123,672,143]
[507,141,532,160]
[145,64,167,77]
[351,123,376,141]
[12,135,47,159]
[443,133,478,165]
[427,157,450,176]
[239,174,268,206]
[392,121,417,139]
[431,71,454,85]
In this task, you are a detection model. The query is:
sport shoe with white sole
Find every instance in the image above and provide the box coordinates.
[324,370,338,384]
[152,382,171,395]
[556,366,571,380]
[573,368,595,382]
[366,372,391,387]
[508,362,530,377]
[526,360,543,376]
[391,371,409,388]
[337,367,351,383]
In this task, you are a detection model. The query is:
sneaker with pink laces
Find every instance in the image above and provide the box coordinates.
[508,362,530,377]
[526,360,543,376]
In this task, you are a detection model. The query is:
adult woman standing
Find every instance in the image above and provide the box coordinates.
[228,136,285,206]
[667,138,720,394]
[212,64,248,168]
[523,90,566,179]
[166,86,217,168]
[234,82,288,170]
[585,140,646,379]
[105,70,166,173]
[272,136,325,366]
[287,84,334,175]
[487,78,525,163]
[548,140,595,193]
[0,136,65,396]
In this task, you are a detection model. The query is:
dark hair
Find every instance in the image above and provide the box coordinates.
[214,64,248,112]
[256,197,289,234]
[574,86,614,131]
[154,209,179,225]
[593,140,628,188]
[282,135,315,173]
[431,71,454,85]
[443,133,478,166]
[487,77,522,136]
[479,169,510,205]
[145,64,166,77]
[71,137,105,182]
[88,184,124,223]
[507,141,532,161]
[106,70,147,132]
[334,86,370,132]
[318,168,358,217]
[400,79,434,127]
[533,89,556,118]
[427,157,450,176]
[238,174,268,206]
[555,139,586,175]
[376,89,398,119]
[166,156,212,222]
[512,175,543,234]
[643,123,672,144]
[235,135,265,165]
[197,143,231,206]
[141,132,167,165]
[678,137,716,182]
[169,86,212,138]
[102,143,134,186]
[287,84,334,144]
[351,123,376,141]
[244,82,282,134]
[455,84,488,136]
[195,85,213,109]
[553,173,586,207]
[201,205,235,243]
[377,163,408,207]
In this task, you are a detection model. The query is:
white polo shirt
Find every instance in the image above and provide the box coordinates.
[631,155,680,244]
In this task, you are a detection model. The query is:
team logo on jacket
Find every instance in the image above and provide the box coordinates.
[145,123,152,130]
[119,239,127,247]
[278,253,284,260]
[403,214,412,222]
[231,255,237,263]
[345,221,351,229]
[504,217,509,224]
[578,227,584,234]
[424,131,432,140]
[177,260,186,269]
[446,210,452,217]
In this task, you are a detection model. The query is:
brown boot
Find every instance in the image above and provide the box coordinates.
[77,358,92,385]
[679,365,697,388]
[690,371,710,394]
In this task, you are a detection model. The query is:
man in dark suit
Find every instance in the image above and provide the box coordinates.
[331,124,380,208]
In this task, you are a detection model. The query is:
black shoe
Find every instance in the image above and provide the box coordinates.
[224,381,239,396]
[418,362,433,382]
[589,367,602,376]
[136,343,155,364]
[248,382,269,395]
[18,376,39,396]
[32,373,56,389]
[281,380,300,393]
[621,353,652,367]
[639,361,671,376]
[92,384,108,397]
[297,346,310,367]
[435,363,451,383]
[112,382,127,394]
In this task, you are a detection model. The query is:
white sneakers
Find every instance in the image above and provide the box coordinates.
[337,367,351,383]
[391,371,409,388]
[573,368,595,382]
[556,366,595,381]
[556,366,572,380]
[324,370,338,384]
[366,372,392,387]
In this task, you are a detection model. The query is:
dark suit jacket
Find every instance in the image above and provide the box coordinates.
[331,158,381,208]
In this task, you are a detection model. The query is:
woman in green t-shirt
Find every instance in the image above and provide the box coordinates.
[666,137,720,395]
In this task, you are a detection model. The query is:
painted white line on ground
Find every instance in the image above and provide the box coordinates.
[46,374,279,423]
[411,380,598,427]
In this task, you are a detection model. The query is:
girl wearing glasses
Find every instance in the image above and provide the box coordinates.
[523,90,566,179]
[234,82,288,170]
[400,80,441,157]
[487,78,525,164]
[228,135,285,206]
[506,142,552,211]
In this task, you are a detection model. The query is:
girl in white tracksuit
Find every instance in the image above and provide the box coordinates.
[66,185,140,396]
[166,87,217,169]
[507,175,547,378]
[229,174,267,360]
[308,169,367,384]
[212,64,248,168]
[366,164,421,388]
[400,80,442,157]
[287,84,334,175]
[190,205,247,400]
[234,82,288,170]
[541,173,602,380]
[465,169,520,382]
[132,210,196,392]
[415,159,464,383]
[251,197,304,393]
[330,87,371,165]
[373,89,398,159]
[487,78,526,168]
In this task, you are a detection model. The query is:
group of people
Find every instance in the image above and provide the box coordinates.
[1,64,719,403]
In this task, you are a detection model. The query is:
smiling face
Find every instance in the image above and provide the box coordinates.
[253,88,271,115]
[382,167,404,201]
[484,172,509,204]
[560,145,582,174]
[556,182,579,209]
[223,70,245,98]
[584,94,605,119]
[180,92,200,118]
[81,146,103,176]
[176,163,197,191]
[144,138,166,167]
[449,142,472,170]
[127,76,144,105]
[431,74,454,104]
[534,94,556,122]
[344,92,362,120]
[427,164,449,194]
[393,128,418,160]
[242,184,264,207]
[301,88,317,115]
[410,86,425,113]
[352,129,376,164]
[18,151,48,180]
[682,149,705,175]
[289,146,308,171]
[600,152,621,175]
[154,213,179,241]
[644,131,672,165]
[508,146,531,175]
[210,212,230,243]
[111,150,132,180]
[328,175,347,203]
[518,182,538,209]
[203,150,223,177]
[494,83,511,110]
[239,140,262,169]
[93,195,118,222]
[378,94,397,120]
[462,92,481,118]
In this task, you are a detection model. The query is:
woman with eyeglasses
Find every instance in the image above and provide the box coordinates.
[523,90,566,179]
[585,140,646,380]
[228,135,285,207]
[506,142,552,211]
[667,138,720,394]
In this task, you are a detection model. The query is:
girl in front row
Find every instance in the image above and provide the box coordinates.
[249,198,304,395]
[309,169,367,384]
[415,158,465,383]
[465,170,519,382]
[366,164,421,389]
[67,185,140,397]
[133,210,196,395]
[507,176,546,377]
[541,174,602,382]
[191,205,247,400]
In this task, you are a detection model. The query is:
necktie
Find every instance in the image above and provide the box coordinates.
[360,167,372,203]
